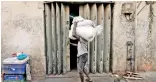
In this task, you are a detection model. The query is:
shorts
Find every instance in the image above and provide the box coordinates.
[77,53,88,73]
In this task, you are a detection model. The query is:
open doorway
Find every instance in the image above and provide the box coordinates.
[45,2,113,74]
[69,4,79,70]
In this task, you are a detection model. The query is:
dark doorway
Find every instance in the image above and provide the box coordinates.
[69,4,79,70]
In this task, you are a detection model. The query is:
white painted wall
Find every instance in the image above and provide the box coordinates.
[1,1,46,77]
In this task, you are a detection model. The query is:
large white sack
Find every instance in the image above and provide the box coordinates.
[69,24,77,40]
[71,16,104,42]
[95,25,103,35]
[69,18,96,41]
[69,22,96,41]
[72,16,84,23]
[77,20,96,27]
[76,25,104,42]
[76,26,97,42]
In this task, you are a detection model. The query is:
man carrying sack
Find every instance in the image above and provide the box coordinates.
[71,16,103,82]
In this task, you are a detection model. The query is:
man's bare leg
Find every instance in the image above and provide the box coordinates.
[83,67,92,82]
[79,72,84,82]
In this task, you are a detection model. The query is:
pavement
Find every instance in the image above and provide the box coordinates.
[29,71,156,82]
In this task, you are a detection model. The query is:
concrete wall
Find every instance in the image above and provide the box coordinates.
[136,2,156,71]
[1,1,46,77]
[135,1,150,71]
[112,1,156,72]
[151,3,156,71]
[112,1,135,72]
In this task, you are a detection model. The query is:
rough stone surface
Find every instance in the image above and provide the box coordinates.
[136,2,156,71]
[112,2,135,72]
[1,1,46,77]
[151,3,156,71]
[112,2,156,72]
[135,2,150,71]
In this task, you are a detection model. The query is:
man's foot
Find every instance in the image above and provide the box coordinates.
[85,79,92,82]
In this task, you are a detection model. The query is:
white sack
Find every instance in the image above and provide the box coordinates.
[69,18,95,40]
[77,20,96,27]
[69,25,103,41]
[70,16,104,42]
[72,16,84,23]
[76,25,103,42]
[95,25,103,35]
[76,26,97,42]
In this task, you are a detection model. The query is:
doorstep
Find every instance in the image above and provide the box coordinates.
[46,70,111,78]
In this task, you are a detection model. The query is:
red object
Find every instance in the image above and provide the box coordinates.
[16,76,18,80]
[12,52,24,57]
[12,53,17,57]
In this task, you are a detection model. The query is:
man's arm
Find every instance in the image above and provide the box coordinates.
[70,43,78,46]
[72,22,80,40]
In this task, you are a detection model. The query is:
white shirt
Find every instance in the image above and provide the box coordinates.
[77,38,88,57]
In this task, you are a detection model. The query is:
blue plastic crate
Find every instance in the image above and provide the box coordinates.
[3,62,27,74]
[4,75,25,80]
[4,75,26,82]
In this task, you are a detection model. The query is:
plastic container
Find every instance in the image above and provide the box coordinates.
[3,57,29,74]
[4,75,25,82]
[3,63,27,74]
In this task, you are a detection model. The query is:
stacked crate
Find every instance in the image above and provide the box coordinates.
[2,57,29,82]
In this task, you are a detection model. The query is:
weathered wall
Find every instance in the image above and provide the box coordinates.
[112,1,156,72]
[112,1,135,72]
[151,3,156,71]
[1,1,46,77]
[136,2,156,71]
[135,1,150,71]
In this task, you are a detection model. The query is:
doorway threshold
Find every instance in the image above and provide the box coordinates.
[46,71,111,78]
